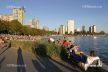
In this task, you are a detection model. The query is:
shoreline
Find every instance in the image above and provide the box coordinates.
[46,35,108,71]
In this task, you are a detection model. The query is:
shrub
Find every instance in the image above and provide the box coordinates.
[10,40,35,52]
[32,42,62,59]
[10,40,67,59]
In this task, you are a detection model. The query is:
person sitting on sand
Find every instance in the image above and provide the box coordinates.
[79,50,100,71]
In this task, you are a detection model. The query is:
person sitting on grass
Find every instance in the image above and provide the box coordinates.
[79,50,100,71]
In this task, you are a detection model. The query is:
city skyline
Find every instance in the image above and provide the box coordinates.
[0,0,108,32]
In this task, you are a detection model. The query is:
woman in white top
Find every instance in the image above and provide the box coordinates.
[79,50,100,71]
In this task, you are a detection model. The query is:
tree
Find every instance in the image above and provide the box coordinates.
[99,31,105,35]
[10,20,23,34]
[0,20,9,33]
[0,20,56,35]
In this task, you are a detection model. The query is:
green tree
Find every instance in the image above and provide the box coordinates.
[10,20,23,34]
[0,20,9,33]
[99,31,105,35]
[0,20,56,35]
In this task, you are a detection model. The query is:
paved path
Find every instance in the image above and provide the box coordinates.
[0,43,83,72]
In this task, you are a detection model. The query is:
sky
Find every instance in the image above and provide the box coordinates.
[0,0,108,32]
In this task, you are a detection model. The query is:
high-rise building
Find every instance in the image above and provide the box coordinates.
[82,26,85,32]
[65,26,67,34]
[29,20,34,28]
[89,26,92,33]
[59,25,65,34]
[92,25,96,33]
[67,20,74,34]
[89,25,96,33]
[0,14,14,21]
[29,18,40,29]
[13,7,25,24]
[35,19,40,29]
[0,7,25,24]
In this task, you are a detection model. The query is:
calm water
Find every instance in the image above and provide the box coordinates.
[67,36,108,65]
[43,35,108,65]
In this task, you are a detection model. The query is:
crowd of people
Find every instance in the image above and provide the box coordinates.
[0,36,5,44]
[48,36,102,71]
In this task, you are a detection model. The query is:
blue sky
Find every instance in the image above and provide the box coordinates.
[0,0,108,32]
